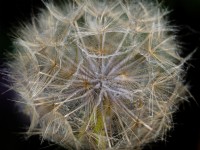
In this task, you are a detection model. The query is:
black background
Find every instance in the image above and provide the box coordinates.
[0,0,200,150]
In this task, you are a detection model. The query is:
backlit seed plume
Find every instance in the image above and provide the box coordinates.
[7,0,191,149]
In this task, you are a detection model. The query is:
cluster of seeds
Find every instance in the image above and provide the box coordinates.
[8,0,189,149]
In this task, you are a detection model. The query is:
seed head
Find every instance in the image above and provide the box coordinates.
[7,0,190,149]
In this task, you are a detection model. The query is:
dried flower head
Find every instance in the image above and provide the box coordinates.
[7,0,191,149]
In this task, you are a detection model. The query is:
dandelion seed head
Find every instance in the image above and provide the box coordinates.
[7,0,190,149]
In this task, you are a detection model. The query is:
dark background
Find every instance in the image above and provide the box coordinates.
[0,0,200,150]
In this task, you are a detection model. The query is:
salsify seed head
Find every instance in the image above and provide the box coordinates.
[7,0,190,149]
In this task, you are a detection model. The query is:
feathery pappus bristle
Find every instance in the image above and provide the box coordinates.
[6,0,191,149]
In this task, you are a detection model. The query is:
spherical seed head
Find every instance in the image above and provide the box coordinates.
[8,0,189,149]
